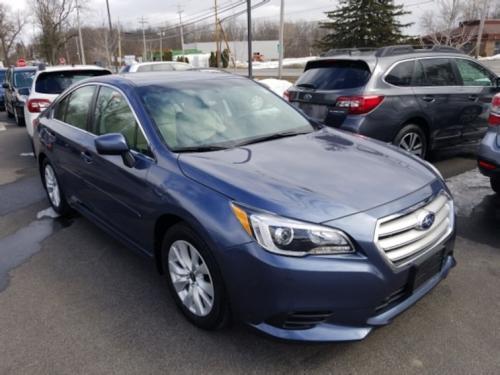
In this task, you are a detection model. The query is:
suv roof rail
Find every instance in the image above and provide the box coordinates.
[321,48,377,57]
[375,44,465,57]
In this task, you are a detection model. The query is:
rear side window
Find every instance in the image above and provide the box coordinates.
[455,59,494,86]
[418,58,458,86]
[137,65,153,72]
[64,86,96,130]
[35,70,111,94]
[385,61,415,86]
[151,63,175,72]
[296,60,371,90]
[13,70,36,88]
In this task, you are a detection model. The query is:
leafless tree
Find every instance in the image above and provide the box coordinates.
[419,0,477,49]
[0,4,27,66]
[32,0,77,64]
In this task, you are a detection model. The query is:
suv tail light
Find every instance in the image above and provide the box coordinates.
[488,95,500,126]
[336,95,384,115]
[27,98,51,113]
[283,90,290,102]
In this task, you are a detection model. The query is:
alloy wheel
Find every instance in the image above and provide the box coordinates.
[44,164,61,208]
[168,240,215,317]
[398,132,424,156]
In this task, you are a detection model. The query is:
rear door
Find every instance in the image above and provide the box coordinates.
[44,85,98,204]
[289,60,371,126]
[453,58,499,143]
[412,58,464,147]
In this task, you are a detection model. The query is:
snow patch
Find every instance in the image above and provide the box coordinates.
[445,168,492,217]
[0,125,6,132]
[36,207,60,220]
[258,78,293,96]
[237,56,317,70]
[479,54,500,60]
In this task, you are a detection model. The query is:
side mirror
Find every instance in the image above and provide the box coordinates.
[95,133,136,168]
[18,87,30,96]
[2,82,9,89]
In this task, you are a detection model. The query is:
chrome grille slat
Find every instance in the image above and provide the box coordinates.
[379,204,450,250]
[375,192,454,267]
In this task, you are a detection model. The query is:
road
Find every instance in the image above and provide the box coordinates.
[0,112,499,374]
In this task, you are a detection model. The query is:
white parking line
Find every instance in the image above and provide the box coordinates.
[20,152,35,157]
[0,125,6,132]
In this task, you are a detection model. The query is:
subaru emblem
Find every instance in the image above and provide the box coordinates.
[416,211,435,231]
[303,93,312,101]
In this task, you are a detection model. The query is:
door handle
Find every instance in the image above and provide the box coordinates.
[80,150,93,164]
[468,95,478,101]
[421,95,435,103]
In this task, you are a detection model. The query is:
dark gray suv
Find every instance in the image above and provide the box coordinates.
[286,45,499,158]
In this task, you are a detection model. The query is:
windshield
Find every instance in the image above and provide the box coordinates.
[296,60,371,90]
[14,70,36,88]
[35,69,111,94]
[139,78,313,151]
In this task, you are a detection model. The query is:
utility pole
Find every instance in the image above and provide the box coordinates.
[475,0,490,58]
[278,0,284,79]
[178,6,185,57]
[139,17,148,62]
[117,21,122,68]
[159,30,163,61]
[247,0,252,78]
[215,0,220,67]
[105,0,115,70]
[76,0,86,64]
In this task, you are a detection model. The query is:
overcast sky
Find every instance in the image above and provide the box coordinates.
[4,0,428,39]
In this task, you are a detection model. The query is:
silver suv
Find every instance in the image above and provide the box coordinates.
[286,45,500,159]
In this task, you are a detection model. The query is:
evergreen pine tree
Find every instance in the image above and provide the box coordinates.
[317,0,412,51]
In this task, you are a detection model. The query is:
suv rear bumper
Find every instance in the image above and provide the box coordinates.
[478,130,500,177]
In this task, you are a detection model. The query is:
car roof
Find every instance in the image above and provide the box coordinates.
[38,65,110,72]
[81,70,240,88]
[11,66,37,71]
[130,61,189,66]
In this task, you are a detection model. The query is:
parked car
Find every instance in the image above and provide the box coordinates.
[478,93,500,193]
[0,68,7,111]
[24,65,112,138]
[120,61,193,73]
[286,45,499,159]
[34,71,456,342]
[3,66,37,126]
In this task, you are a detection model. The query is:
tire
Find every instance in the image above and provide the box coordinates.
[491,176,500,194]
[393,124,428,159]
[14,108,25,127]
[41,159,72,216]
[162,223,229,330]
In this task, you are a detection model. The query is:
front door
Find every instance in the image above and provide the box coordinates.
[81,86,157,250]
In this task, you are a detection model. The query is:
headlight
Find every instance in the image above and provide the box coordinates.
[231,203,354,256]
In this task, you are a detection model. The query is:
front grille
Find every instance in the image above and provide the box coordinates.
[375,192,454,267]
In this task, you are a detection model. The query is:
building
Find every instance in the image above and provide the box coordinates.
[423,19,500,56]
[183,40,280,62]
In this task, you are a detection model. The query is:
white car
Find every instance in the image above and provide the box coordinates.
[120,61,193,73]
[24,65,112,138]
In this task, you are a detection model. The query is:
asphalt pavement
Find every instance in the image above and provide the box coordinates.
[0,112,499,374]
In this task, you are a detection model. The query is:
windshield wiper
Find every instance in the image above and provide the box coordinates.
[233,130,312,147]
[174,145,229,153]
[296,83,316,89]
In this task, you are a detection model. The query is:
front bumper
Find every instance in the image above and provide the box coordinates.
[220,234,455,342]
[478,130,500,177]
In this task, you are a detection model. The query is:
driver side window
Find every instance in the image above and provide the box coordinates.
[94,86,152,156]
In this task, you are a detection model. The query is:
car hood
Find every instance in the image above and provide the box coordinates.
[178,128,437,223]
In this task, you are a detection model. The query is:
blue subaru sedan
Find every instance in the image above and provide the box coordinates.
[34,71,456,342]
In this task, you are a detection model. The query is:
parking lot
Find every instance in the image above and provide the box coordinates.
[0,111,499,374]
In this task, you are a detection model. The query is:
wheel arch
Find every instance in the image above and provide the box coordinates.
[401,117,430,144]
